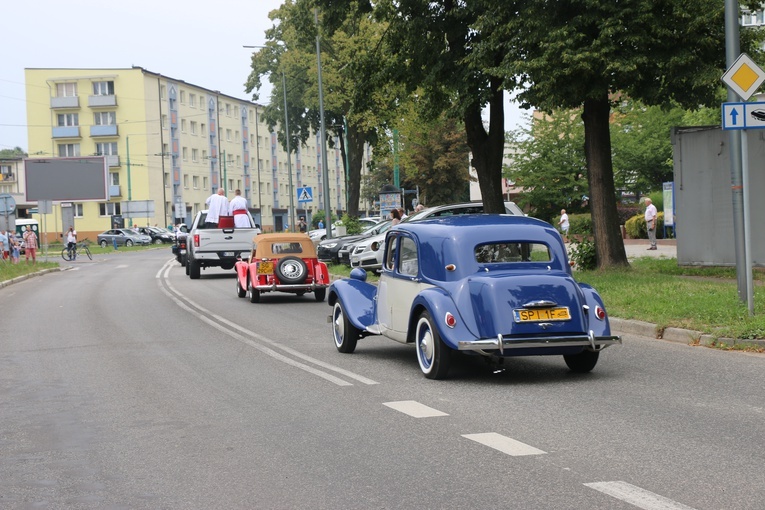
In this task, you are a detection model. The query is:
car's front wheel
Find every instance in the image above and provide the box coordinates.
[125,239,134,247]
[332,301,358,353]
[153,238,163,245]
[563,350,599,373]
[100,240,108,248]
[236,276,246,298]
[314,288,326,302]
[415,310,451,380]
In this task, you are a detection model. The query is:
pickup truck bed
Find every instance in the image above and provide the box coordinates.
[186,212,259,279]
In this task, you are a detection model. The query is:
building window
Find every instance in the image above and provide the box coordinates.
[92,81,114,95]
[73,203,84,218]
[180,90,186,104]
[96,142,118,155]
[183,174,189,189]
[189,93,196,107]
[235,130,240,142]
[203,176,208,189]
[226,129,232,141]
[110,172,120,185]
[56,83,77,97]
[57,113,79,126]
[202,150,207,161]
[99,202,121,216]
[94,111,116,125]
[164,172,170,187]
[192,148,198,162]
[236,155,241,166]
[160,85,166,99]
[225,103,231,116]
[161,114,168,129]
[193,175,199,189]
[181,119,187,132]
[190,121,197,135]
[58,144,80,157]
[228,179,234,191]
[182,147,188,161]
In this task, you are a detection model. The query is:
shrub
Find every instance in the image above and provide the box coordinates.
[568,213,592,235]
[340,214,364,235]
[569,239,597,270]
[616,205,642,225]
[625,212,665,239]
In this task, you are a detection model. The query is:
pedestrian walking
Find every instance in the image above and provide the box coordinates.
[558,209,570,242]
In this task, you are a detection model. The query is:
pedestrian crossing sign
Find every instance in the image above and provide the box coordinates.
[297,187,313,203]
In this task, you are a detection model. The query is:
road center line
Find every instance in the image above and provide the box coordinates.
[383,400,449,418]
[584,481,697,510]
[462,432,546,456]
[159,267,377,386]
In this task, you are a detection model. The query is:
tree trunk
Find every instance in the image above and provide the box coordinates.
[339,122,365,217]
[464,80,505,214]
[582,96,629,268]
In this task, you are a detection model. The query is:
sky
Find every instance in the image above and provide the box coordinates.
[0,0,529,153]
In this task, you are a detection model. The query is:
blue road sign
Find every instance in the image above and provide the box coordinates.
[297,187,313,203]
[722,102,765,130]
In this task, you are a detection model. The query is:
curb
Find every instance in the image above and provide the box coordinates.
[0,267,65,289]
[610,317,765,349]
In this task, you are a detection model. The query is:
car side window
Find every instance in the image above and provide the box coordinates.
[384,236,397,271]
[398,237,419,276]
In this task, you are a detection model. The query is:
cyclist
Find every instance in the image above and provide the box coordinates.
[66,226,77,260]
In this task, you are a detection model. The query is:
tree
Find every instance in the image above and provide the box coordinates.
[0,147,26,158]
[505,111,588,223]
[475,0,762,268]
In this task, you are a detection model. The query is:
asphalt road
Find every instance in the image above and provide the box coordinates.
[1,249,763,509]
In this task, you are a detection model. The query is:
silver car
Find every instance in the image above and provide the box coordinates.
[350,202,524,272]
[97,228,152,248]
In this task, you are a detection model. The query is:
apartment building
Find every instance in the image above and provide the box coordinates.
[24,67,353,240]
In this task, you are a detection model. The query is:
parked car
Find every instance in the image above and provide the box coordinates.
[136,226,175,244]
[97,228,152,247]
[309,217,382,243]
[317,220,392,265]
[349,201,523,272]
[235,233,330,303]
[329,214,620,379]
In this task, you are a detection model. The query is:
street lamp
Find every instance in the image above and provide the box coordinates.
[243,44,295,232]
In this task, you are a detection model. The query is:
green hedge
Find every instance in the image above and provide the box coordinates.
[625,212,666,239]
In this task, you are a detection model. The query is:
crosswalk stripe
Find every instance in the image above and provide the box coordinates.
[462,432,546,456]
[584,481,697,510]
[383,400,449,418]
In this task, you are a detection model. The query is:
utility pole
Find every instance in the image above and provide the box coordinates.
[283,71,296,232]
[126,136,132,227]
[316,8,332,238]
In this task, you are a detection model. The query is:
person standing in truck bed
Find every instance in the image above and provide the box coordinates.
[229,189,250,228]
[204,188,229,228]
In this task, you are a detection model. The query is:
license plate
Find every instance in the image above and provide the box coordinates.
[257,261,274,275]
[222,251,234,257]
[513,307,571,322]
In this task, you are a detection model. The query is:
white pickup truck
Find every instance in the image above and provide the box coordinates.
[186,210,261,279]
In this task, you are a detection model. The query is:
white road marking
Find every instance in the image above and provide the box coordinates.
[462,432,546,456]
[116,264,129,269]
[584,481,697,510]
[383,400,449,418]
[159,265,378,386]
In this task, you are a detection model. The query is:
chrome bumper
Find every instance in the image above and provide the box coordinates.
[457,330,621,354]
[254,282,329,292]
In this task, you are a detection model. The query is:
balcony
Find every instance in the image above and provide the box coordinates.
[109,185,121,197]
[90,125,118,137]
[106,155,120,167]
[89,95,117,107]
[52,126,81,138]
[51,96,79,108]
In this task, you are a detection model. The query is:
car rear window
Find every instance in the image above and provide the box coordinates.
[474,242,551,263]
[272,242,304,254]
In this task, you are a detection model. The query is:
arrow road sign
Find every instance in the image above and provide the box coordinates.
[722,102,765,130]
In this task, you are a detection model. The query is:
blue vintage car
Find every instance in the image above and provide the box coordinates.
[328,214,620,379]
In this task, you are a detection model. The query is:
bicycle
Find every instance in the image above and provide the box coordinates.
[61,241,92,261]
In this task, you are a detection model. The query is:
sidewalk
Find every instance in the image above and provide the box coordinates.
[622,238,676,260]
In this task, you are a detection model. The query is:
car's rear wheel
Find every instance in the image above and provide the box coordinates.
[100,240,108,248]
[189,259,200,279]
[314,288,326,302]
[563,350,599,373]
[180,254,187,267]
[126,239,134,247]
[415,310,451,380]
[248,281,261,303]
[332,301,358,353]
[185,260,190,275]
[277,256,307,284]
[153,238,163,244]
[236,277,246,298]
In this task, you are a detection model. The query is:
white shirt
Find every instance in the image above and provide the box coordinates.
[644,203,657,223]
[205,193,229,224]
[228,195,250,228]
[66,230,77,244]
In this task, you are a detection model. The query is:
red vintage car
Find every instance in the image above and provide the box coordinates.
[235,233,330,303]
